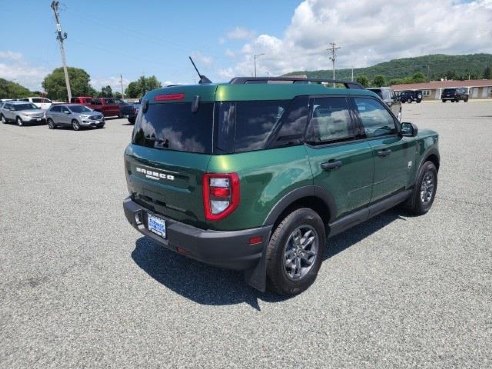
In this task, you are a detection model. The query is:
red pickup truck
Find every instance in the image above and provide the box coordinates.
[70,97,121,117]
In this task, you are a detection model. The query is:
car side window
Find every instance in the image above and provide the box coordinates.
[91,99,101,105]
[353,97,397,138]
[62,107,70,113]
[50,106,60,113]
[306,97,354,144]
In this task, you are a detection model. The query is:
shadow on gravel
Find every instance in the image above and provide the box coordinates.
[131,208,404,310]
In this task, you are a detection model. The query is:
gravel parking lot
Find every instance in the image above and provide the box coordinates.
[1,101,491,368]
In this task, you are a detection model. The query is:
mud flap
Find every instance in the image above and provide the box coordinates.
[244,247,268,292]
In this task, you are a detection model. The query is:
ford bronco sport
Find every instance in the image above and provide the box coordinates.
[123,77,439,295]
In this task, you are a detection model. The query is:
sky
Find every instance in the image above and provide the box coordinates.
[0,0,491,93]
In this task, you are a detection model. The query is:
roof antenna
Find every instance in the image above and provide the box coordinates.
[189,56,212,84]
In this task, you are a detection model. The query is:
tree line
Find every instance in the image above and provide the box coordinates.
[0,67,163,101]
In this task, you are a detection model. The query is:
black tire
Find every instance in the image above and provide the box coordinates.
[442,99,446,103]
[16,117,23,126]
[72,119,80,131]
[405,161,438,215]
[0,114,6,124]
[464,97,469,102]
[47,118,56,129]
[266,208,325,295]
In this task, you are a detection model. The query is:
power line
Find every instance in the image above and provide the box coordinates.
[50,1,72,101]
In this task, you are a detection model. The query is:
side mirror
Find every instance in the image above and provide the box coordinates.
[401,122,418,137]
[65,111,71,115]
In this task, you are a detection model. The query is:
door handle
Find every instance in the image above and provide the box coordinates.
[321,160,343,170]
[377,149,392,157]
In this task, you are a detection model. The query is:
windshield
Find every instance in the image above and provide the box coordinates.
[69,105,92,113]
[14,103,38,111]
[133,102,214,153]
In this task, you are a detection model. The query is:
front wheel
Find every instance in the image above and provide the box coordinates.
[266,208,325,295]
[0,114,6,124]
[47,118,56,129]
[405,161,438,215]
[16,117,23,126]
[72,119,80,131]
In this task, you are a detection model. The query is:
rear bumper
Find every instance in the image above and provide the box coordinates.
[123,197,271,270]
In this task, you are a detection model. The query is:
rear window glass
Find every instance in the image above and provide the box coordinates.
[133,102,214,153]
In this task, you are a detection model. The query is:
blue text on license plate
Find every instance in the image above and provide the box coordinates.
[148,214,166,238]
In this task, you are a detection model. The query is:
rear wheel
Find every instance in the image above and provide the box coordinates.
[72,119,80,131]
[47,118,56,129]
[266,208,325,295]
[16,117,23,126]
[405,161,438,215]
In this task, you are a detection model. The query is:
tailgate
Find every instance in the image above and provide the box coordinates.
[125,144,211,228]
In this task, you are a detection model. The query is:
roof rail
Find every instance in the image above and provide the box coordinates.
[229,76,364,89]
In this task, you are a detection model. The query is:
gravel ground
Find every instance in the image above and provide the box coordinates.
[0,102,491,368]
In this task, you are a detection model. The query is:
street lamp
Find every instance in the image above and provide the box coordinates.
[253,53,265,77]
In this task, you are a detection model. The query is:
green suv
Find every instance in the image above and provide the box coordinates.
[123,77,439,295]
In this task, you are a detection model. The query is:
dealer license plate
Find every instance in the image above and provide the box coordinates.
[147,214,166,238]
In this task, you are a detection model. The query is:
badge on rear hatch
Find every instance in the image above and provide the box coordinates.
[136,167,175,181]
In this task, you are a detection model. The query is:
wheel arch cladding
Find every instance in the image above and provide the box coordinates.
[263,186,335,232]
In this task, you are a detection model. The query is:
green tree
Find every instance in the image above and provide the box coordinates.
[42,67,96,101]
[0,78,31,98]
[356,75,369,87]
[99,85,113,97]
[372,75,385,87]
[125,75,162,98]
[483,66,491,79]
[411,72,426,83]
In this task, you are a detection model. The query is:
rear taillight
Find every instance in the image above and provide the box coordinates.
[202,173,240,221]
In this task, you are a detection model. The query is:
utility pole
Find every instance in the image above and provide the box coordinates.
[50,1,72,101]
[120,74,124,99]
[327,42,341,84]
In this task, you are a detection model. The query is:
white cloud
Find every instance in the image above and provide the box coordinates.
[226,27,256,41]
[0,51,49,91]
[190,52,214,66]
[225,0,492,77]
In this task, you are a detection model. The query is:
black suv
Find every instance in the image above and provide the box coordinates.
[441,88,469,102]
[399,90,423,103]
[123,77,439,295]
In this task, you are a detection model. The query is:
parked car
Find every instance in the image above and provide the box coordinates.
[0,101,46,126]
[45,103,105,131]
[399,90,423,103]
[441,88,469,102]
[123,76,440,295]
[18,97,52,110]
[70,96,120,117]
[367,87,402,120]
[126,102,141,124]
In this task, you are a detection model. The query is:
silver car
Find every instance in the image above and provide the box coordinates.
[45,104,105,131]
[0,101,46,126]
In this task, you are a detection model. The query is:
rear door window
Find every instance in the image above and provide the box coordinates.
[133,102,214,153]
[306,97,356,144]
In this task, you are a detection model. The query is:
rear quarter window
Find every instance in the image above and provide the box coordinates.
[217,100,289,153]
